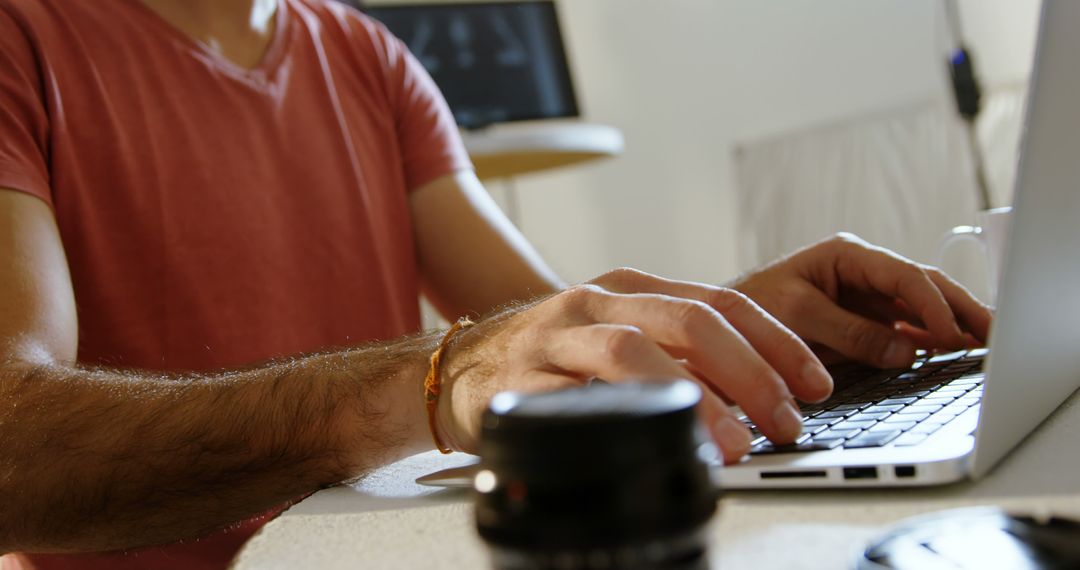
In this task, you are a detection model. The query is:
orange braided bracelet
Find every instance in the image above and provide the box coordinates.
[424,317,475,454]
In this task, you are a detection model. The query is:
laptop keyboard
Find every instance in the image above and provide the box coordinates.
[742,348,987,455]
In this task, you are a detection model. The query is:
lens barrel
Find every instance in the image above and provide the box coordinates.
[474,380,721,569]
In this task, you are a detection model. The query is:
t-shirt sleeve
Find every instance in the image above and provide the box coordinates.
[373,24,473,192]
[0,7,52,206]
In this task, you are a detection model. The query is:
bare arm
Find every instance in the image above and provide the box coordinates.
[410,170,564,318]
[0,190,437,554]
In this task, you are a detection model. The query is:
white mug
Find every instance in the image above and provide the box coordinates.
[937,207,1013,304]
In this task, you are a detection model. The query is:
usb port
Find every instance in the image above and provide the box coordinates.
[843,466,879,480]
[895,466,916,478]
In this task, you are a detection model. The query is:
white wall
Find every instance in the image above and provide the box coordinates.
[497,0,1040,285]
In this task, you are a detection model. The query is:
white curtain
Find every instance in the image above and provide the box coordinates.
[732,89,1025,302]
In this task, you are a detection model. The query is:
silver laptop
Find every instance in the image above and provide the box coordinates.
[722,0,1080,488]
[417,0,1080,490]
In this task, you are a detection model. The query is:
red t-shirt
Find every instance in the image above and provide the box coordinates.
[0,0,470,567]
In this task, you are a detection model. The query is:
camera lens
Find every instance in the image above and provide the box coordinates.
[474,380,720,569]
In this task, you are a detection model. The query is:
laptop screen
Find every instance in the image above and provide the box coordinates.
[366,1,580,130]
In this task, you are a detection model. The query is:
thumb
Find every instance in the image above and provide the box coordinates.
[799,289,916,368]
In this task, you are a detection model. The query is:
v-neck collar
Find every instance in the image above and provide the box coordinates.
[122,0,292,86]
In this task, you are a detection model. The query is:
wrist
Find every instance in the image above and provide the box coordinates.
[425,318,476,454]
[329,337,442,474]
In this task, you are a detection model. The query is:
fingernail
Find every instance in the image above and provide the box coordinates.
[772,401,804,442]
[715,416,752,456]
[802,362,834,403]
[882,339,915,368]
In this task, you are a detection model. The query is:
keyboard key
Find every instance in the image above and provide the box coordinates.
[949,409,980,435]
[943,402,971,415]
[928,350,967,363]
[863,388,898,399]
[865,404,904,414]
[893,433,929,447]
[886,372,921,384]
[957,396,980,407]
[887,412,930,423]
[846,411,892,423]
[809,433,848,443]
[922,397,955,406]
[750,433,811,451]
[804,417,835,427]
[814,428,862,440]
[928,410,960,424]
[964,348,989,360]
[845,430,903,448]
[830,403,867,412]
[891,389,932,399]
[879,397,918,406]
[838,420,878,430]
[815,409,852,419]
[872,421,916,432]
[831,387,872,401]
[791,439,845,451]
[912,422,945,434]
[941,365,978,377]
[934,388,968,398]
[750,438,844,455]
[904,404,944,414]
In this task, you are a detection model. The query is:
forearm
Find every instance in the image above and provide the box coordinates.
[411,171,564,319]
[0,333,440,554]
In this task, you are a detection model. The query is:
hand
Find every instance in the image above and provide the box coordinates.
[436,268,834,464]
[730,233,993,369]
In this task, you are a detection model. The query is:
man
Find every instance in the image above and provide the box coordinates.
[0,0,991,568]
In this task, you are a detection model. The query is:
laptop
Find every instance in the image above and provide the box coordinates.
[417,0,1080,490]
[722,0,1080,488]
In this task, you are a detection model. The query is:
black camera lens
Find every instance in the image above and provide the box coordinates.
[474,380,721,569]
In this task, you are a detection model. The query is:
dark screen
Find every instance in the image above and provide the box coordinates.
[366,1,579,129]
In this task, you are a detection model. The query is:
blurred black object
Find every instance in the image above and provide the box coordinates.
[857,507,1080,569]
[949,47,982,121]
[943,0,992,210]
[474,380,720,570]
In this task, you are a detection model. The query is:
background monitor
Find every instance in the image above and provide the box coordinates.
[365,1,580,130]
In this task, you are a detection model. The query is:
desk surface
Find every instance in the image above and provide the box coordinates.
[461,122,624,180]
[232,390,1080,569]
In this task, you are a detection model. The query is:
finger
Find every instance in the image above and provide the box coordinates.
[577,290,805,444]
[922,266,994,344]
[838,245,968,350]
[543,324,752,461]
[842,292,921,328]
[808,344,850,366]
[590,268,832,404]
[676,358,735,404]
[894,323,982,351]
[796,286,918,368]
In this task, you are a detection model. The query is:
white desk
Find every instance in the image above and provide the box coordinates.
[461,122,625,181]
[458,122,624,228]
[232,390,1080,569]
